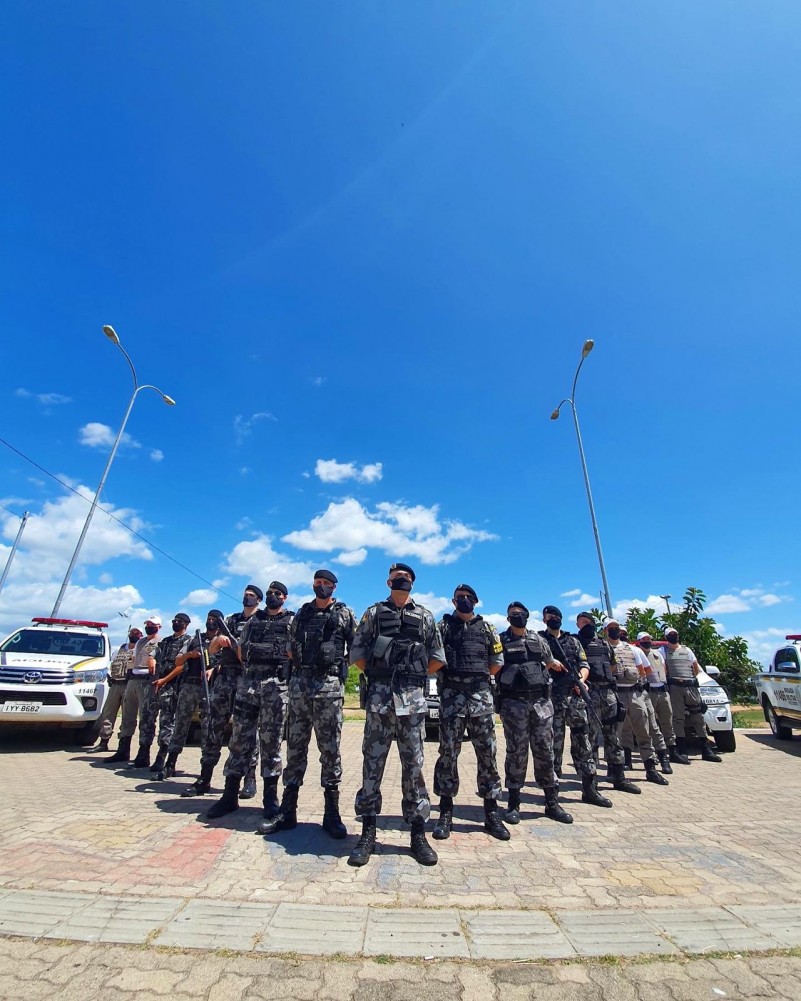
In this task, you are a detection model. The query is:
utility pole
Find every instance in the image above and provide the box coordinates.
[0,511,29,598]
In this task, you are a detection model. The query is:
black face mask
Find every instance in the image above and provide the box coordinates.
[145,624,158,636]
[545,617,562,631]
[578,624,596,642]
[313,584,335,599]
[389,577,413,593]
[455,596,476,614]
[607,627,621,641]
[205,622,218,634]
[666,636,679,645]
[641,642,652,651]
[128,633,142,644]
[508,613,528,629]
[266,594,283,610]
[172,619,184,632]
[243,595,259,608]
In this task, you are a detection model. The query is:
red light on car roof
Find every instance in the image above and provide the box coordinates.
[785,635,801,641]
[31,617,108,629]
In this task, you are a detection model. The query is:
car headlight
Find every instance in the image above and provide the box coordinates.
[72,668,108,684]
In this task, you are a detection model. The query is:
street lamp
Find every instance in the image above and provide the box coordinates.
[660,594,672,615]
[50,326,175,616]
[550,339,613,618]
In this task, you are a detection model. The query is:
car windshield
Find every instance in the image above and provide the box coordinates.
[0,629,104,658]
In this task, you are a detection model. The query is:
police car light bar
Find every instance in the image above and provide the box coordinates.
[786,635,801,641]
[32,617,109,629]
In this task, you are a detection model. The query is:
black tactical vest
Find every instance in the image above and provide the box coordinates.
[218,613,249,670]
[499,630,550,692]
[441,614,490,680]
[369,601,428,680]
[538,630,581,698]
[156,632,189,687]
[183,631,212,681]
[580,634,615,685]
[292,601,348,671]
[243,610,293,675]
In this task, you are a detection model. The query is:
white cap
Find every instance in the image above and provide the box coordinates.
[664,627,679,638]
[604,619,620,629]
[637,631,652,640]
[145,615,162,627]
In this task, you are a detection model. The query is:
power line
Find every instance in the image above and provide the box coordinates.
[0,501,23,519]
[0,435,239,604]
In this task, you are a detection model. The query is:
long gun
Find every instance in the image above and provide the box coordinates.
[195,628,212,710]
[551,634,605,730]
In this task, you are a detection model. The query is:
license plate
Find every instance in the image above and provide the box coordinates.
[429,708,439,719]
[2,702,43,714]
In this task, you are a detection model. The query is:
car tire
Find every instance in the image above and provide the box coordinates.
[714,729,736,753]
[767,704,793,741]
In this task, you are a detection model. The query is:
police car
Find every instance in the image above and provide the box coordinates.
[697,665,736,752]
[0,617,111,744]
[754,636,801,740]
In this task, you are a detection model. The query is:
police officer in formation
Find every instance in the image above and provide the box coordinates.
[537,605,612,809]
[148,612,192,775]
[618,633,672,775]
[105,615,162,765]
[430,584,509,841]
[663,626,722,762]
[496,602,573,825]
[260,570,356,839]
[92,624,141,753]
[206,582,294,820]
[637,630,689,766]
[348,563,444,867]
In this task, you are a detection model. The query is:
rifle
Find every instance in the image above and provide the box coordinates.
[195,629,212,710]
[209,614,242,662]
[550,633,605,731]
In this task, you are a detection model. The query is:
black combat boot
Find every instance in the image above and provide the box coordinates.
[347,816,376,867]
[611,763,641,794]
[258,784,299,835]
[150,746,167,773]
[432,796,453,841]
[658,750,673,774]
[544,787,573,824]
[322,785,348,840]
[669,739,691,765]
[581,774,613,808]
[645,757,669,785]
[409,818,438,866]
[161,750,180,780]
[623,748,633,770]
[128,743,151,769]
[206,774,241,819]
[104,735,132,764]
[261,777,280,818]
[181,762,214,798]
[504,789,521,825]
[483,798,511,841]
[240,767,257,800]
[90,737,110,753]
[699,739,722,763]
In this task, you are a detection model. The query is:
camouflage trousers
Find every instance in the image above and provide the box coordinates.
[355,680,430,823]
[615,686,656,763]
[621,689,667,755]
[168,682,204,755]
[669,683,708,741]
[433,686,502,801]
[98,680,127,741]
[155,686,179,750]
[120,677,158,745]
[551,693,597,780]
[587,685,624,768]
[223,673,287,780]
[282,669,343,789]
[498,695,558,791]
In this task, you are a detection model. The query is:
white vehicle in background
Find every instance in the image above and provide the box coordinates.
[698,665,736,753]
[754,636,801,740]
[0,617,111,744]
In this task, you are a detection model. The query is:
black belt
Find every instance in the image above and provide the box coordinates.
[298,666,341,678]
[589,680,615,688]
[500,684,549,700]
[443,677,491,693]
[247,667,285,680]
[668,678,697,688]
[182,677,202,685]
[368,669,426,684]
[108,677,127,685]
[617,682,643,693]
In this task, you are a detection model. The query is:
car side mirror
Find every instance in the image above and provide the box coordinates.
[705,665,720,678]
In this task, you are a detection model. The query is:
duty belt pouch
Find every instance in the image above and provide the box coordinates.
[615,698,627,723]
[372,635,394,664]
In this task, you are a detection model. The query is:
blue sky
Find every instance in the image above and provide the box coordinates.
[1,1,799,664]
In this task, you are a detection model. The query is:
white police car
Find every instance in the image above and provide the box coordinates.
[698,665,735,752]
[0,617,111,744]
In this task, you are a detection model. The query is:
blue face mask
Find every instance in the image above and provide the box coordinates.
[455,596,476,614]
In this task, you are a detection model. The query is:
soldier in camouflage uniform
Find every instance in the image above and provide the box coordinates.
[207,582,293,821]
[105,616,162,766]
[148,613,192,775]
[496,601,573,825]
[348,563,445,868]
[537,604,612,809]
[260,571,356,839]
[432,584,509,842]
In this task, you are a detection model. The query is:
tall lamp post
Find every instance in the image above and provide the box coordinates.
[50,325,175,617]
[550,339,613,619]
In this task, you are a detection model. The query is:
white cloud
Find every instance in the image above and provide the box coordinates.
[180,588,219,606]
[16,388,72,406]
[561,588,582,598]
[757,593,782,607]
[79,422,140,450]
[282,498,496,565]
[150,449,164,463]
[311,376,326,387]
[334,548,368,566]
[223,534,317,588]
[567,592,600,609]
[706,594,752,614]
[0,580,146,640]
[233,412,277,445]
[737,628,794,667]
[240,467,252,476]
[411,592,455,617]
[314,459,384,485]
[98,573,113,585]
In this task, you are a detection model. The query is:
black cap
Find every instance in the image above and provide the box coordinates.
[314,569,338,585]
[269,580,288,596]
[389,562,416,582]
[207,609,224,620]
[576,611,595,622]
[542,605,562,619]
[173,612,191,626]
[507,601,529,614]
[454,583,478,602]
[245,584,263,601]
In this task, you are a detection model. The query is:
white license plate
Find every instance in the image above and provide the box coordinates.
[2,702,43,714]
[429,708,439,719]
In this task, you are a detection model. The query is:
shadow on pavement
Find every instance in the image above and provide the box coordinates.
[0,726,85,753]
[744,731,801,755]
